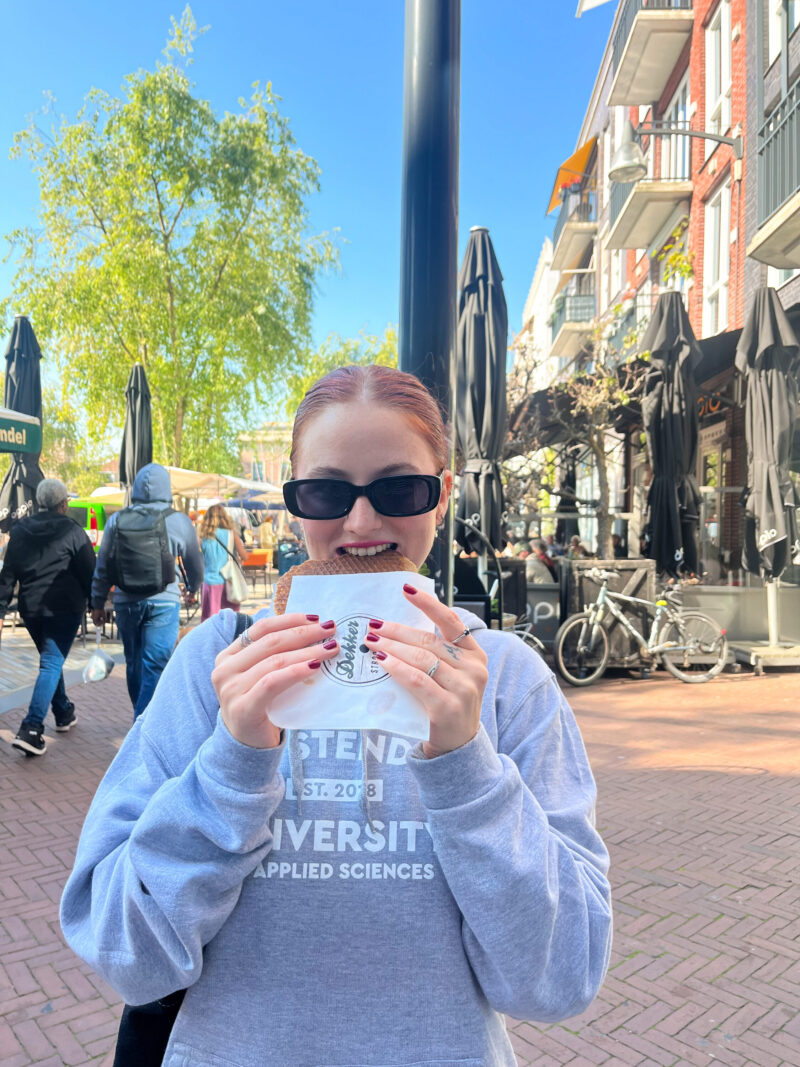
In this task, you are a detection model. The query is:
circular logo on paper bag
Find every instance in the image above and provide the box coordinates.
[322,614,389,688]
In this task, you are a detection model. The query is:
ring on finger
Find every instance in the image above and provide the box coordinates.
[239,628,253,649]
[426,658,440,679]
[451,626,471,645]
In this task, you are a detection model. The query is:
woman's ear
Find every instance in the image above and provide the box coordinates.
[436,470,454,525]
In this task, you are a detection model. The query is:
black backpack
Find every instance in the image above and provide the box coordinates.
[108,506,176,596]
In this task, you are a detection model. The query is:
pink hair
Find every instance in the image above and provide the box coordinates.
[291,365,451,473]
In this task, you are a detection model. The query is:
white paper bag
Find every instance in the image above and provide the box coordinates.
[269,570,435,739]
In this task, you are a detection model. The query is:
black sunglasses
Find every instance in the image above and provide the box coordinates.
[283,474,443,520]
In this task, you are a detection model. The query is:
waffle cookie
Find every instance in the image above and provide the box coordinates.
[273,550,419,615]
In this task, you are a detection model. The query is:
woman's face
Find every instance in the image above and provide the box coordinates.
[292,401,452,569]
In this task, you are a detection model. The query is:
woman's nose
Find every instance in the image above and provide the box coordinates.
[343,493,381,532]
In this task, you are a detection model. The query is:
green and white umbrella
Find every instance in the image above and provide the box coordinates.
[0,406,42,454]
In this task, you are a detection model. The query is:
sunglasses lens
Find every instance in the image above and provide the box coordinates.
[371,476,438,516]
[291,480,353,519]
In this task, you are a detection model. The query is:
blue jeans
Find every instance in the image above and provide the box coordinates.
[115,600,180,719]
[23,613,83,728]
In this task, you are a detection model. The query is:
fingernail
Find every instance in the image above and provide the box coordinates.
[368,619,383,629]
[403,583,417,595]
[322,639,337,650]
[308,660,321,670]
[321,619,336,630]
[306,614,320,622]
[365,633,380,643]
[375,651,388,661]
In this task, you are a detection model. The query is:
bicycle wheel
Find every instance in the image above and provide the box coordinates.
[554,612,610,687]
[515,627,545,655]
[659,610,727,683]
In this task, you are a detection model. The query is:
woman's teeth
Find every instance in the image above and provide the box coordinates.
[341,544,394,556]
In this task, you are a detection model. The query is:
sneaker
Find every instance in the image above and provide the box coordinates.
[12,723,47,757]
[54,703,78,732]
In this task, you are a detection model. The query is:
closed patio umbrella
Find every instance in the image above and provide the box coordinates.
[119,363,153,505]
[639,292,701,577]
[455,227,508,564]
[555,457,580,545]
[0,316,44,532]
[735,287,800,643]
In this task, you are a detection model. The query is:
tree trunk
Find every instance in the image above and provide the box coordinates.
[590,426,613,559]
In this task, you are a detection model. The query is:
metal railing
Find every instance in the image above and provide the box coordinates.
[612,0,693,75]
[553,190,597,251]
[609,180,636,229]
[551,280,596,344]
[757,80,800,226]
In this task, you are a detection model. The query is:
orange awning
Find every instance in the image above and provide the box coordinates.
[546,137,597,215]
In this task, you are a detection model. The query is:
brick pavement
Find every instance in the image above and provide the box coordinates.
[1,665,798,1065]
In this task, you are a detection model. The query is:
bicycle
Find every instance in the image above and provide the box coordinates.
[487,578,545,655]
[553,567,728,687]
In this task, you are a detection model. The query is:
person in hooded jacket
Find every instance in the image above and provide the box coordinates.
[90,463,204,720]
[0,478,95,756]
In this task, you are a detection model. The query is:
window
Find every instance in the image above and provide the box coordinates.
[703,182,731,335]
[769,0,800,65]
[706,1,731,144]
[767,264,800,287]
[661,76,690,180]
[251,460,264,481]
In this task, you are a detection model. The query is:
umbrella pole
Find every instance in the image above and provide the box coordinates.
[766,579,780,646]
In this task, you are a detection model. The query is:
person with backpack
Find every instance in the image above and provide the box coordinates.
[90,463,203,720]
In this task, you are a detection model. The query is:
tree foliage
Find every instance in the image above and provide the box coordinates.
[2,7,336,473]
[284,325,397,419]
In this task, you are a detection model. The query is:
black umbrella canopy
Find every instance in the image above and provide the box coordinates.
[0,315,44,532]
[455,227,508,553]
[119,363,153,505]
[639,292,701,577]
[735,287,800,579]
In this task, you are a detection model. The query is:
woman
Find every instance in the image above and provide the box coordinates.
[198,502,249,620]
[61,366,611,1066]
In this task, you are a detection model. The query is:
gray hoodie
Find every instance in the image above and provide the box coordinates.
[91,463,204,608]
[61,607,612,1066]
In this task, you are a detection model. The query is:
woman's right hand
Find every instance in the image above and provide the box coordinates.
[211,613,337,749]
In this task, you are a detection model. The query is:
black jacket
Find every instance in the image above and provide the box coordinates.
[0,511,96,619]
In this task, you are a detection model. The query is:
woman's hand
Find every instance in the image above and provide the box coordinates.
[211,613,338,749]
[366,586,489,759]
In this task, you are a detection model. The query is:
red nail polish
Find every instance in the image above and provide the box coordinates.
[321,619,336,630]
[308,660,321,670]
[323,639,337,650]
[403,583,418,595]
[306,614,320,622]
[368,619,383,629]
[365,633,380,643]
[375,651,388,661]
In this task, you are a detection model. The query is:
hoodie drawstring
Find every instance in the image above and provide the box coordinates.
[285,729,374,830]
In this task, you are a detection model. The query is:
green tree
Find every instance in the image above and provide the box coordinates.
[284,325,397,419]
[39,388,110,497]
[2,7,336,473]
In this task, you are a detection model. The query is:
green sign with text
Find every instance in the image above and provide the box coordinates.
[0,407,42,453]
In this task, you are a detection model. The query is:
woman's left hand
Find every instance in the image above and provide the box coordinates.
[366,585,489,759]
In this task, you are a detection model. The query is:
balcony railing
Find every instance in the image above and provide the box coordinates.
[609,180,636,230]
[553,190,597,251]
[550,280,596,346]
[757,81,800,227]
[612,0,693,75]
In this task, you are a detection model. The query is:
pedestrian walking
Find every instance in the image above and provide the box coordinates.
[62,365,611,1065]
[198,502,249,620]
[90,463,203,720]
[0,478,95,755]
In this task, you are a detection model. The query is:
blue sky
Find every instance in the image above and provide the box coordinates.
[0,0,615,355]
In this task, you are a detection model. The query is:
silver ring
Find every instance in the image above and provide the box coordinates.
[239,629,253,649]
[426,658,440,679]
[451,627,471,645]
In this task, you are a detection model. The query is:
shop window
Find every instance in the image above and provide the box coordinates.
[662,76,690,181]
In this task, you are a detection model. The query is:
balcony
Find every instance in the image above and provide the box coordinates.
[607,174,692,249]
[747,82,800,268]
[552,190,598,272]
[609,0,694,107]
[550,278,596,360]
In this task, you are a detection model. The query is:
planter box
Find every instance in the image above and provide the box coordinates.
[562,558,657,667]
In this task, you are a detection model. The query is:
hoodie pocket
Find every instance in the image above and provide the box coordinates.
[168,1047,484,1067]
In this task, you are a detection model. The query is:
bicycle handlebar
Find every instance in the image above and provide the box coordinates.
[585,567,616,583]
